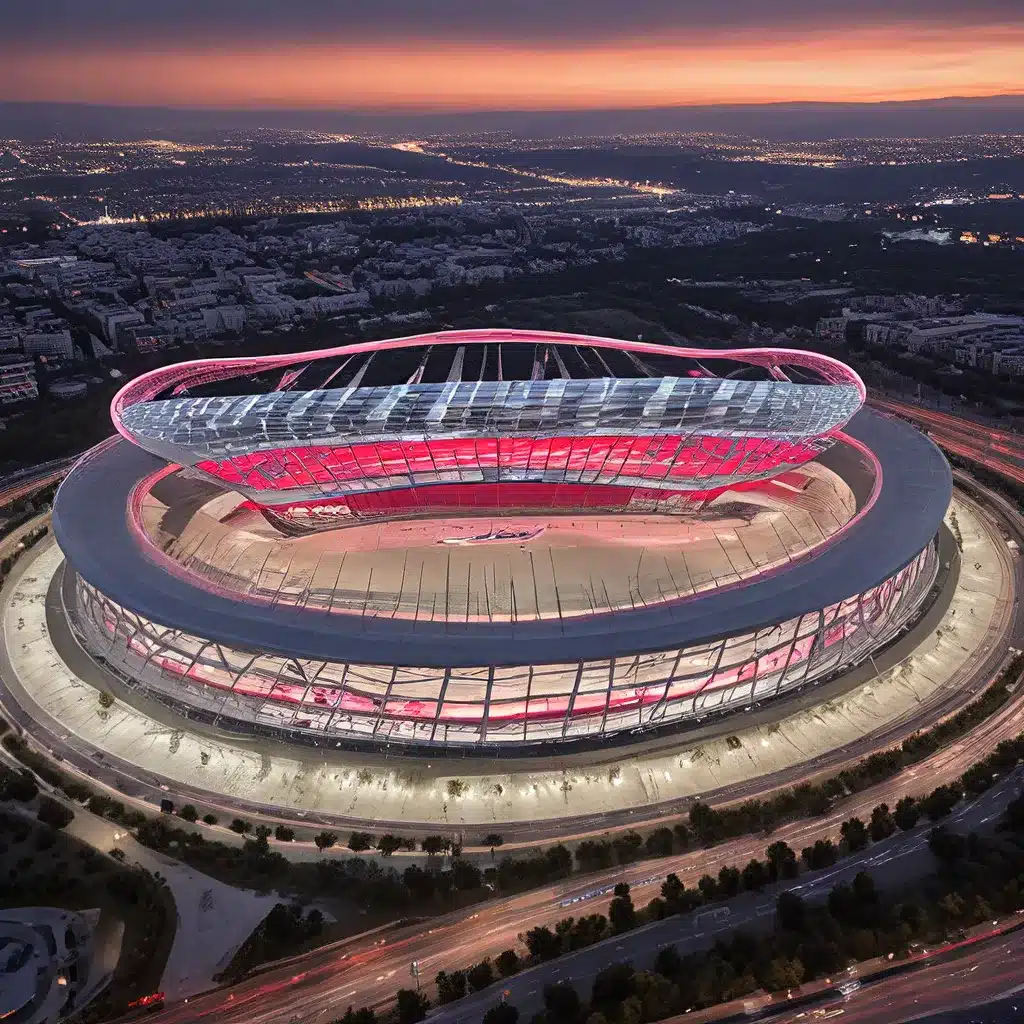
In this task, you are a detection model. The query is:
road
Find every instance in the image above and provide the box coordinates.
[0,456,75,507]
[773,927,1024,1024]
[126,773,1020,1024]
[871,397,1024,488]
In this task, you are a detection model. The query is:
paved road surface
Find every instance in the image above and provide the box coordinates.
[429,780,1018,1024]
[121,775,1020,1024]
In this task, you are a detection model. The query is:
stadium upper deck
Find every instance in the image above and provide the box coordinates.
[113,330,865,529]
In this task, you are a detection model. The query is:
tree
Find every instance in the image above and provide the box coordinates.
[37,797,74,830]
[575,840,613,871]
[202,813,218,825]
[717,865,741,898]
[524,925,561,961]
[827,883,858,924]
[569,914,607,949]
[646,897,667,921]
[689,801,718,842]
[591,963,637,1011]
[645,827,673,856]
[653,944,683,979]
[765,841,799,880]
[496,949,520,977]
[852,871,879,911]
[348,831,373,852]
[543,982,583,1024]
[274,825,295,842]
[435,970,467,1003]
[840,816,869,852]
[315,830,338,851]
[229,818,251,834]
[1002,792,1024,831]
[634,971,678,1021]
[741,858,768,892]
[377,834,403,856]
[894,796,921,831]
[466,958,495,992]
[869,803,897,842]
[483,833,504,854]
[0,770,38,803]
[335,1008,377,1024]
[928,825,967,864]
[175,804,197,822]
[422,835,445,856]
[801,838,838,870]
[98,691,115,709]
[395,988,429,1024]
[672,822,691,850]
[776,891,806,931]
[761,956,805,992]
[609,885,636,934]
[545,844,573,877]
[482,1005,518,1024]
[613,831,644,864]
[697,874,718,901]
[921,785,961,821]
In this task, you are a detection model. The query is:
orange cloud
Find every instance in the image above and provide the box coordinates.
[3,24,1023,109]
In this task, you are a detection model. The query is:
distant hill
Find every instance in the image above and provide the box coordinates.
[0,94,1022,142]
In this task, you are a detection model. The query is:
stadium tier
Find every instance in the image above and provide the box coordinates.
[53,330,952,754]
[113,330,864,531]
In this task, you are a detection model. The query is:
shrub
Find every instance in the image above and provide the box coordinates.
[495,949,520,977]
[377,834,403,856]
[315,831,338,851]
[348,831,373,852]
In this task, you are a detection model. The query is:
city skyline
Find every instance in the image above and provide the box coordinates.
[2,0,1023,111]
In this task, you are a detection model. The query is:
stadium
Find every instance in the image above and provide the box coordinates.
[52,329,952,755]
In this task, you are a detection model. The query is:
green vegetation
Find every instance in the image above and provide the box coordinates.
[218,902,324,982]
[502,794,1024,1024]
[36,795,74,829]
[338,725,1024,1023]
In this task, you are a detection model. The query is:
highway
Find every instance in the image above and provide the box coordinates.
[771,927,1024,1024]
[0,456,75,507]
[871,397,1024,487]
[127,774,1022,1024]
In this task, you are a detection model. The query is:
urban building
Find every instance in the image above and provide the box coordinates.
[0,356,39,403]
[22,329,75,361]
[0,907,101,1024]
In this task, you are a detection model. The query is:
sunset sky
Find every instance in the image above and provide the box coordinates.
[3,0,1023,110]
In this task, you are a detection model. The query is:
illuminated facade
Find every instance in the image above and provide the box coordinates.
[74,544,935,747]
[53,330,952,754]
